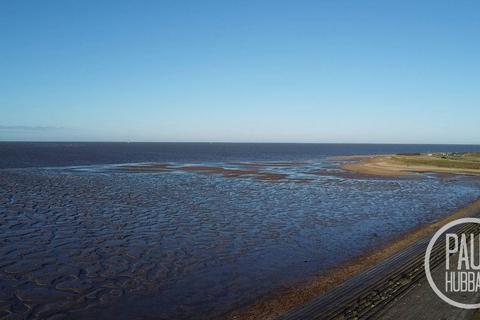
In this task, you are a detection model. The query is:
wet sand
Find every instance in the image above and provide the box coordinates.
[117,163,291,181]
[227,197,480,320]
[2,159,480,319]
[179,166,288,181]
[227,162,310,168]
[119,163,173,172]
[306,167,413,180]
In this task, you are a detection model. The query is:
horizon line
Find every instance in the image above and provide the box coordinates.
[1,140,480,146]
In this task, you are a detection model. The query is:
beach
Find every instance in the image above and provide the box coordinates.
[1,144,480,319]
[228,197,480,319]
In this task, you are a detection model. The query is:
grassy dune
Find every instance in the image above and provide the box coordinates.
[392,153,480,170]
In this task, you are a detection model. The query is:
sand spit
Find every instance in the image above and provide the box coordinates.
[341,153,480,177]
[226,197,480,320]
[342,156,413,177]
[306,168,414,180]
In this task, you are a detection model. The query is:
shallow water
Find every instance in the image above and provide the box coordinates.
[1,143,480,319]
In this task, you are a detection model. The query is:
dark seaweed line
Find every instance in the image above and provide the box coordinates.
[280,222,480,320]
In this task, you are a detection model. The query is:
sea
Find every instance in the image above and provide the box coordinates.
[1,142,480,319]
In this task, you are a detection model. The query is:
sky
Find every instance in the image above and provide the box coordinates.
[0,0,479,143]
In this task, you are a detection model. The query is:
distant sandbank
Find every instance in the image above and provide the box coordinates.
[340,152,480,177]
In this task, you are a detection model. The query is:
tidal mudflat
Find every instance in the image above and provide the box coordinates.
[1,157,480,319]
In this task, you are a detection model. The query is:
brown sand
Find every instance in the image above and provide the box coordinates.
[228,161,310,168]
[178,166,288,181]
[179,166,259,176]
[226,198,480,320]
[117,164,289,181]
[307,168,411,180]
[117,163,173,172]
[341,155,480,177]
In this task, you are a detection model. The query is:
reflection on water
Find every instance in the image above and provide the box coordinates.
[0,159,480,319]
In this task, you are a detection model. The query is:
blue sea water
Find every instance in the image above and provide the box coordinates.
[2,142,480,168]
[1,142,480,319]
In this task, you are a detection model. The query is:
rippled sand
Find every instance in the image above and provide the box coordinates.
[1,161,480,319]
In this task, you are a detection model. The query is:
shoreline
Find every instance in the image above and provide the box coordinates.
[226,197,480,320]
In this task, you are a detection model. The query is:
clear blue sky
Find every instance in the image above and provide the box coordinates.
[1,0,479,143]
